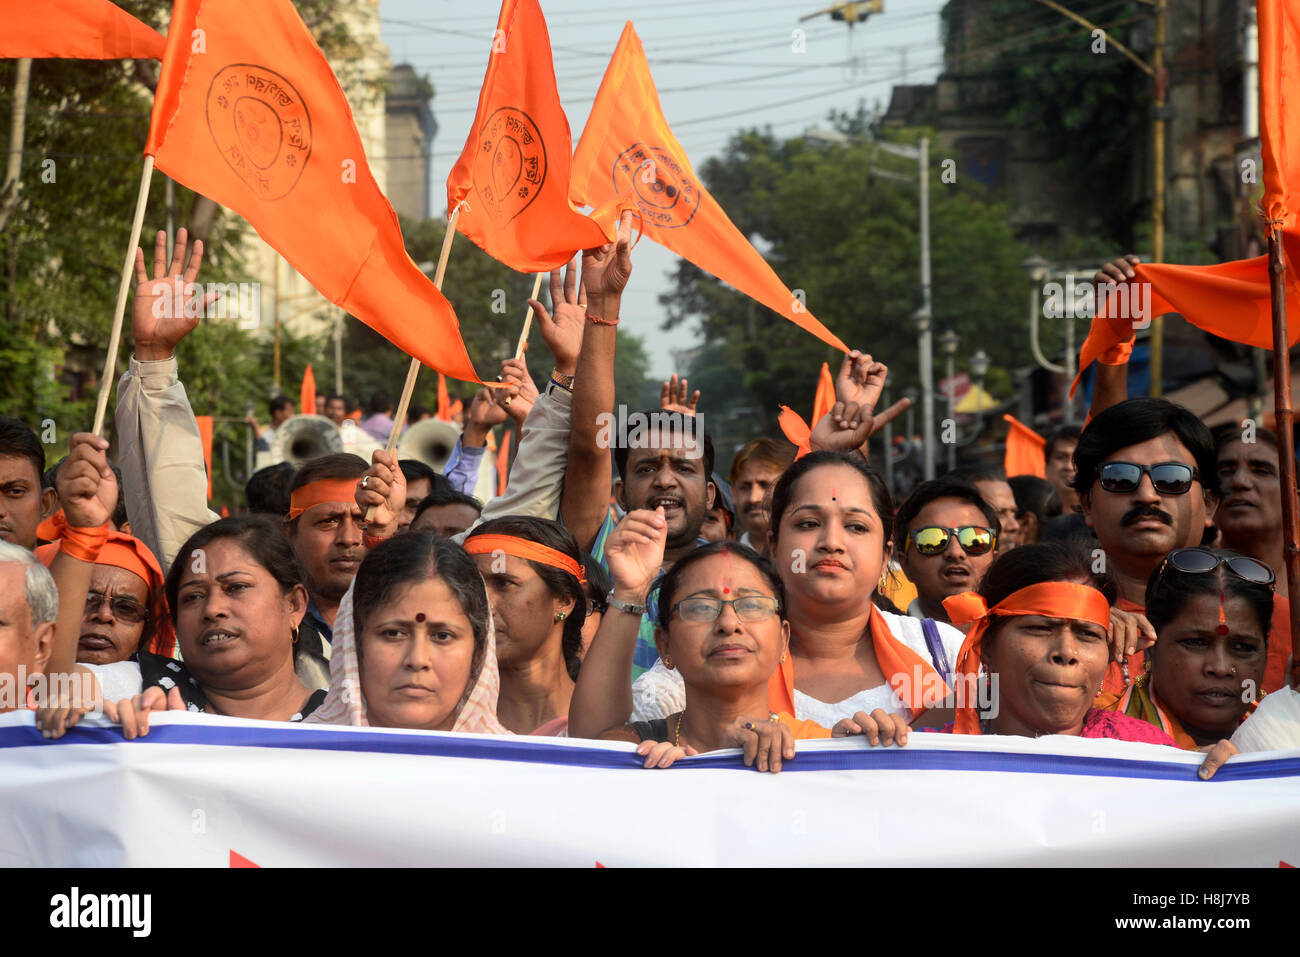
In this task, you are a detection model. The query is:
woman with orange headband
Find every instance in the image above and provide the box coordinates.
[939,542,1241,777]
[463,517,587,735]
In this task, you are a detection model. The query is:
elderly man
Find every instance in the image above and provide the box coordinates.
[0,541,56,712]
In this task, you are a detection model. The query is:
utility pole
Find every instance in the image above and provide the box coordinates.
[918,136,936,480]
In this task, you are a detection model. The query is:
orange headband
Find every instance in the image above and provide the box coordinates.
[944,582,1112,735]
[288,478,361,520]
[463,534,586,584]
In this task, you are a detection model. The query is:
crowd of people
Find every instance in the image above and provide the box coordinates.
[5,223,1298,777]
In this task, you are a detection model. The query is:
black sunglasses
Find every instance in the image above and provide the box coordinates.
[1155,547,1276,588]
[1096,462,1200,495]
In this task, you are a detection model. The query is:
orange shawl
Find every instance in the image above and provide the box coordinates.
[768,603,951,718]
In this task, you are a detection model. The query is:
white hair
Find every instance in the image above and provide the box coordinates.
[0,540,58,627]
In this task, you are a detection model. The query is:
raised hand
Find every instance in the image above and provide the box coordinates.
[659,374,700,416]
[810,350,910,453]
[581,209,635,307]
[530,257,586,377]
[604,507,667,601]
[56,433,117,529]
[356,449,405,537]
[463,387,508,449]
[495,356,538,425]
[131,228,220,362]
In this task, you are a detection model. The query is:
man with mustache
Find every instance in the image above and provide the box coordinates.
[0,417,57,552]
[896,478,1002,624]
[1213,423,1295,690]
[728,438,794,556]
[1073,397,1220,692]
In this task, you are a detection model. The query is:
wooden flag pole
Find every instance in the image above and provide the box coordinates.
[366,203,463,522]
[514,273,544,360]
[1266,226,1300,685]
[92,154,155,437]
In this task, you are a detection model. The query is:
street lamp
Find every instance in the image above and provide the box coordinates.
[970,348,991,440]
[938,329,960,471]
[912,307,935,480]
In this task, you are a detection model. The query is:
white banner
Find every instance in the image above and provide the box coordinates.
[1,711,1297,867]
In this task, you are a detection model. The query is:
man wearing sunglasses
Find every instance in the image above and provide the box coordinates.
[896,478,1001,623]
[1073,397,1220,689]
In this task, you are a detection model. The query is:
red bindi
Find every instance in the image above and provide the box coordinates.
[1216,624,1229,636]
[415,612,426,623]
[723,587,729,594]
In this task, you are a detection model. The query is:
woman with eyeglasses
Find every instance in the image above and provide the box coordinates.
[1098,547,1273,748]
[589,531,909,771]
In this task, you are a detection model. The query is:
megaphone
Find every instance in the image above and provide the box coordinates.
[397,419,462,474]
[268,415,343,469]
[339,417,382,463]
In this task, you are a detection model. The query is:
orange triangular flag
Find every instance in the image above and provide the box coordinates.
[778,405,812,460]
[496,426,511,493]
[300,364,316,416]
[0,0,165,60]
[571,24,847,354]
[811,362,835,426]
[1075,1,1300,393]
[447,0,612,272]
[1003,414,1045,478]
[146,0,482,383]
[436,373,451,421]
[195,414,214,500]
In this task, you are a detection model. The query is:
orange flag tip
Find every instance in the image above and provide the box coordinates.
[2,0,166,60]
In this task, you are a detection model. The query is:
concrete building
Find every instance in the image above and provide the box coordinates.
[384,64,437,221]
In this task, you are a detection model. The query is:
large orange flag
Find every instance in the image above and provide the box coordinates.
[1075,0,1300,391]
[146,0,482,383]
[447,0,612,272]
[571,24,848,354]
[1002,414,1045,478]
[1,0,165,60]
[299,364,316,416]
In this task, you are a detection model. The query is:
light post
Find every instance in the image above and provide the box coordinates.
[939,329,959,472]
[912,307,935,480]
[970,348,991,446]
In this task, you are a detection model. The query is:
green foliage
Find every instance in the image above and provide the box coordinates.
[662,121,1029,439]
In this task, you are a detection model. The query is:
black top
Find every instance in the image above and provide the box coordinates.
[629,718,671,743]
[135,651,327,722]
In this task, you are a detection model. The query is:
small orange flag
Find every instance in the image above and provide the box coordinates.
[1003,414,1045,478]
[811,362,835,426]
[147,0,482,384]
[777,406,813,460]
[436,373,451,421]
[571,24,848,355]
[195,414,214,500]
[447,0,612,272]
[0,0,165,60]
[300,364,316,416]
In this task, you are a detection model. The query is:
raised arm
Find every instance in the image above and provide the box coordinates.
[115,229,220,574]
[1087,255,1140,420]
[567,506,666,739]
[561,213,633,552]
[810,350,910,455]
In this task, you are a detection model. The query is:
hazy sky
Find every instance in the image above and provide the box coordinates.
[379,0,946,378]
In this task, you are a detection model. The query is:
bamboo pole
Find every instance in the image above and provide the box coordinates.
[92,155,155,437]
[514,273,544,359]
[1266,227,1300,685]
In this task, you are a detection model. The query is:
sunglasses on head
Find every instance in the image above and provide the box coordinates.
[1155,547,1275,588]
[906,525,997,556]
[1095,461,1199,495]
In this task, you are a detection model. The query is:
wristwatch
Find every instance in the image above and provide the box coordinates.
[606,591,647,616]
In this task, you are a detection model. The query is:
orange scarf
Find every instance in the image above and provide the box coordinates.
[943,582,1112,735]
[768,603,951,718]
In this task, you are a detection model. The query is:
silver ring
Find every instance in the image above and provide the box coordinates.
[360,476,369,489]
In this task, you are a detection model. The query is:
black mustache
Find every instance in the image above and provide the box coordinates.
[1122,504,1173,527]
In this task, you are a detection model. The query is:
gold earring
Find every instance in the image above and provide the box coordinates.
[663,656,673,669]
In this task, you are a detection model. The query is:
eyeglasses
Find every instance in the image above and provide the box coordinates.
[1096,462,1199,495]
[1155,547,1275,588]
[84,591,149,623]
[670,595,780,623]
[906,525,997,556]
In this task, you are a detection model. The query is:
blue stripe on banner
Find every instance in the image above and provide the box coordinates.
[3,723,1299,782]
